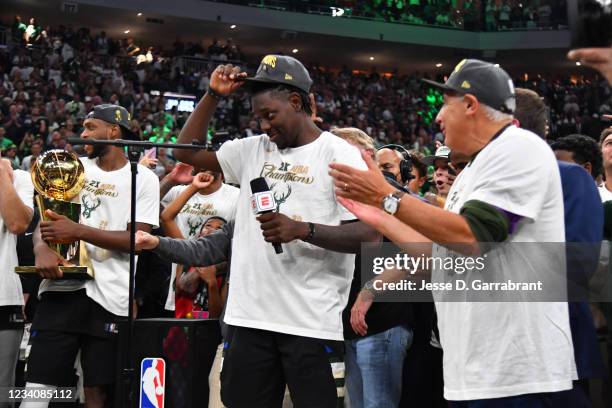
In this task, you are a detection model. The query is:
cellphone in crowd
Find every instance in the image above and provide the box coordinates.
[569,0,612,47]
[144,148,156,159]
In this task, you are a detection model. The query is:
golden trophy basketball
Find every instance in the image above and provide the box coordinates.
[15,150,94,279]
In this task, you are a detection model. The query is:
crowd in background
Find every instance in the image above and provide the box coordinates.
[1,20,610,180]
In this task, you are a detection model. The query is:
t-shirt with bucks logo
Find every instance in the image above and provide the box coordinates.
[39,157,160,317]
[161,183,239,310]
[216,131,367,340]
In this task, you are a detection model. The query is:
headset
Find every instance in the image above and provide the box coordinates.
[378,144,414,183]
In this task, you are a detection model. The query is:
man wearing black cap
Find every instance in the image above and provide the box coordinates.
[174,56,379,407]
[330,59,576,406]
[22,104,159,408]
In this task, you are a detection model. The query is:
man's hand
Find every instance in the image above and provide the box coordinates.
[139,156,158,169]
[135,230,160,251]
[191,172,215,190]
[177,269,200,296]
[329,149,395,207]
[195,265,217,286]
[350,289,374,336]
[34,243,64,279]
[568,48,612,84]
[0,158,14,183]
[337,197,389,228]
[256,212,309,243]
[209,64,247,96]
[169,163,194,185]
[40,210,82,244]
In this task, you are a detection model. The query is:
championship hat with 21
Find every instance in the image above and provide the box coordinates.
[86,104,138,140]
[243,55,313,93]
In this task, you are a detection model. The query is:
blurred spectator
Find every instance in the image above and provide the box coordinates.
[3,144,20,169]
[0,127,13,150]
[21,140,43,171]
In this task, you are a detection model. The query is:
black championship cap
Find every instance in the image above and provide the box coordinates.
[86,104,137,140]
[243,55,313,93]
[422,59,516,114]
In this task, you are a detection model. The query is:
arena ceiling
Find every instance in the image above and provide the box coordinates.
[1,0,590,76]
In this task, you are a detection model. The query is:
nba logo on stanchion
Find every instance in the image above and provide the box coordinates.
[140,357,166,408]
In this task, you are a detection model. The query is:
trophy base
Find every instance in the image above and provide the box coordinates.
[15,266,94,280]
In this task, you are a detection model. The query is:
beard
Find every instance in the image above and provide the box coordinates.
[87,144,109,159]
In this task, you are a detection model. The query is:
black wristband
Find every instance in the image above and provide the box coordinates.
[206,87,223,99]
[303,222,315,242]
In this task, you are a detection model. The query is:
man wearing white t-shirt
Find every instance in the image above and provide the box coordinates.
[0,155,33,407]
[174,55,379,407]
[160,171,238,312]
[22,104,159,408]
[331,60,576,406]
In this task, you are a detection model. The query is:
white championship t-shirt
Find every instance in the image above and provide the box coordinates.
[39,157,160,317]
[217,131,366,340]
[1,170,33,306]
[433,126,576,400]
[161,183,239,310]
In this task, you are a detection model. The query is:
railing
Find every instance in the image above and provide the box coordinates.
[176,55,249,73]
[208,0,569,32]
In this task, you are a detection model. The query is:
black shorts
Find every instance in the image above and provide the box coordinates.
[220,326,344,408]
[27,290,124,387]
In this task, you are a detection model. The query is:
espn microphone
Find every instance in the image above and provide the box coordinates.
[250,177,283,254]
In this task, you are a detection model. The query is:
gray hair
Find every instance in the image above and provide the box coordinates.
[482,104,514,122]
[447,95,514,123]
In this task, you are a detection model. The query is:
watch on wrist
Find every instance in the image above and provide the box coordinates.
[362,279,377,298]
[206,87,223,99]
[303,222,315,242]
[382,190,406,215]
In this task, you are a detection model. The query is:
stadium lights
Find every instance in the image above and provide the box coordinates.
[435,63,443,68]
[124,30,130,34]
[137,12,142,16]
[230,24,237,29]
[292,49,299,54]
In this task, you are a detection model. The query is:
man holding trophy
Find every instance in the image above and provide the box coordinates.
[0,151,34,407]
[21,104,160,408]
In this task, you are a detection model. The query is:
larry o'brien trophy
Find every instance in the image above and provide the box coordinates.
[15,150,94,279]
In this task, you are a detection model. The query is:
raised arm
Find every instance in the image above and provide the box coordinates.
[174,64,246,171]
[159,162,194,200]
[160,173,215,239]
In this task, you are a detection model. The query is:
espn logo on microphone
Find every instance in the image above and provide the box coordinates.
[251,191,276,214]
